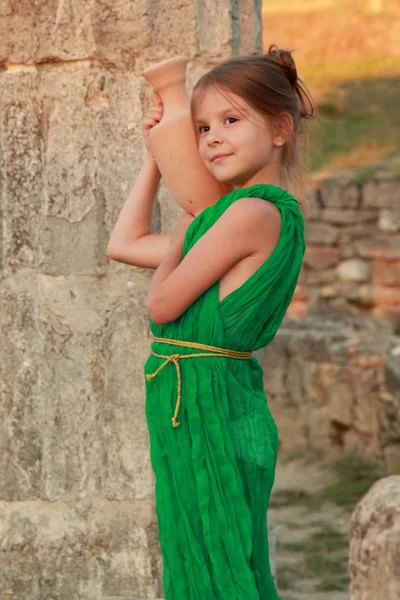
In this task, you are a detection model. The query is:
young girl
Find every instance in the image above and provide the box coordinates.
[107,45,316,600]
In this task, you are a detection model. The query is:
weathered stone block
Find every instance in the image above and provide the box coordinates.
[284,329,348,364]
[305,405,333,454]
[320,181,361,209]
[264,318,399,463]
[372,259,400,287]
[305,267,337,285]
[0,0,96,64]
[90,0,152,63]
[36,274,153,502]
[0,496,162,600]
[41,206,109,274]
[363,178,400,209]
[146,0,197,57]
[373,306,400,322]
[158,183,185,236]
[355,235,400,260]
[337,222,377,239]
[328,372,353,428]
[305,221,339,245]
[328,366,381,438]
[351,367,381,436]
[337,258,371,283]
[0,275,42,501]
[0,69,43,269]
[386,350,400,399]
[0,272,155,503]
[262,337,289,397]
[193,0,232,55]
[0,0,158,66]
[320,208,378,225]
[235,0,262,54]
[350,476,400,600]
[303,245,342,270]
[304,187,322,220]
[373,287,400,307]
[378,209,400,233]
[1,63,146,274]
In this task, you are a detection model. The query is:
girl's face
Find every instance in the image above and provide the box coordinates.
[195,86,283,189]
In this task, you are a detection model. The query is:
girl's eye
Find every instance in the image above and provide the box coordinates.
[198,117,238,134]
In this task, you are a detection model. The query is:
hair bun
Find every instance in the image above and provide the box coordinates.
[264,44,298,87]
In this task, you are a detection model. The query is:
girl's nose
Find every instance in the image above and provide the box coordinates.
[206,128,223,144]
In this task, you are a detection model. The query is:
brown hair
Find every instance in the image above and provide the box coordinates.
[190,44,317,210]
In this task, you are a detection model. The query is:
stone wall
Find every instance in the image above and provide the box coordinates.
[288,170,400,324]
[262,315,400,473]
[0,1,262,598]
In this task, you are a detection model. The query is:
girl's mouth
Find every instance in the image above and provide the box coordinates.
[212,154,232,163]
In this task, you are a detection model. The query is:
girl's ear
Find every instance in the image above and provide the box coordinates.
[275,112,294,142]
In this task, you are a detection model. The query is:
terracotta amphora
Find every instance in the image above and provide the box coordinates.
[142,56,231,215]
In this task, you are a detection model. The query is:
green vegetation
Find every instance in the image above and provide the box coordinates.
[272,452,382,594]
[269,488,318,509]
[316,574,351,592]
[263,1,400,175]
[352,166,379,183]
[320,450,382,507]
[304,552,345,577]
[294,49,400,176]
[277,565,305,590]
[305,75,400,174]
[281,523,348,554]
[271,450,382,511]
[277,522,350,593]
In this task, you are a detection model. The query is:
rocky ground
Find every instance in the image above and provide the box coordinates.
[269,457,364,600]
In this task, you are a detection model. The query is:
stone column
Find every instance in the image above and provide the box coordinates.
[0,2,266,599]
[231,0,263,55]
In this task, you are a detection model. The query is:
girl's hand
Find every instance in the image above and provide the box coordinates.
[143,92,163,160]
[170,212,195,247]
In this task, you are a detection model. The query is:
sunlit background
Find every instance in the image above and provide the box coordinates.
[263,0,400,178]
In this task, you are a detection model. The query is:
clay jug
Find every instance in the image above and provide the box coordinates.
[142,56,231,215]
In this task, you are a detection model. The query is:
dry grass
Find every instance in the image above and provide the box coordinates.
[262,1,400,173]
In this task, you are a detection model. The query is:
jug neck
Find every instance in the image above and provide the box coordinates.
[157,82,189,111]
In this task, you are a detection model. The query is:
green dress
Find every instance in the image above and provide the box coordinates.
[144,183,305,600]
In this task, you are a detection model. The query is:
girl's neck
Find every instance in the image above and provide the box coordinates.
[233,168,281,190]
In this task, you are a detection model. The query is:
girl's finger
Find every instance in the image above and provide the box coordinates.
[152,91,162,106]
[145,112,161,121]
[146,110,162,120]
[146,111,162,121]
[147,105,163,116]
[143,119,158,129]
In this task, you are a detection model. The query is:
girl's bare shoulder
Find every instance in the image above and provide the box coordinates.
[220,196,281,237]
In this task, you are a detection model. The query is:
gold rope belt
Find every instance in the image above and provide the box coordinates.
[146,337,252,428]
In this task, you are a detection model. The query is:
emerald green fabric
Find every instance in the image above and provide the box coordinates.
[144,183,305,599]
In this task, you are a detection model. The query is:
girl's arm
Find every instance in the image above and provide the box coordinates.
[148,197,281,324]
[106,154,171,268]
[107,98,193,269]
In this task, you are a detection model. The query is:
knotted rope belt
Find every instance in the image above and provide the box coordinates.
[146,337,252,428]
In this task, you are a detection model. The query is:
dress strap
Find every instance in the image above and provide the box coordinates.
[146,337,252,427]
